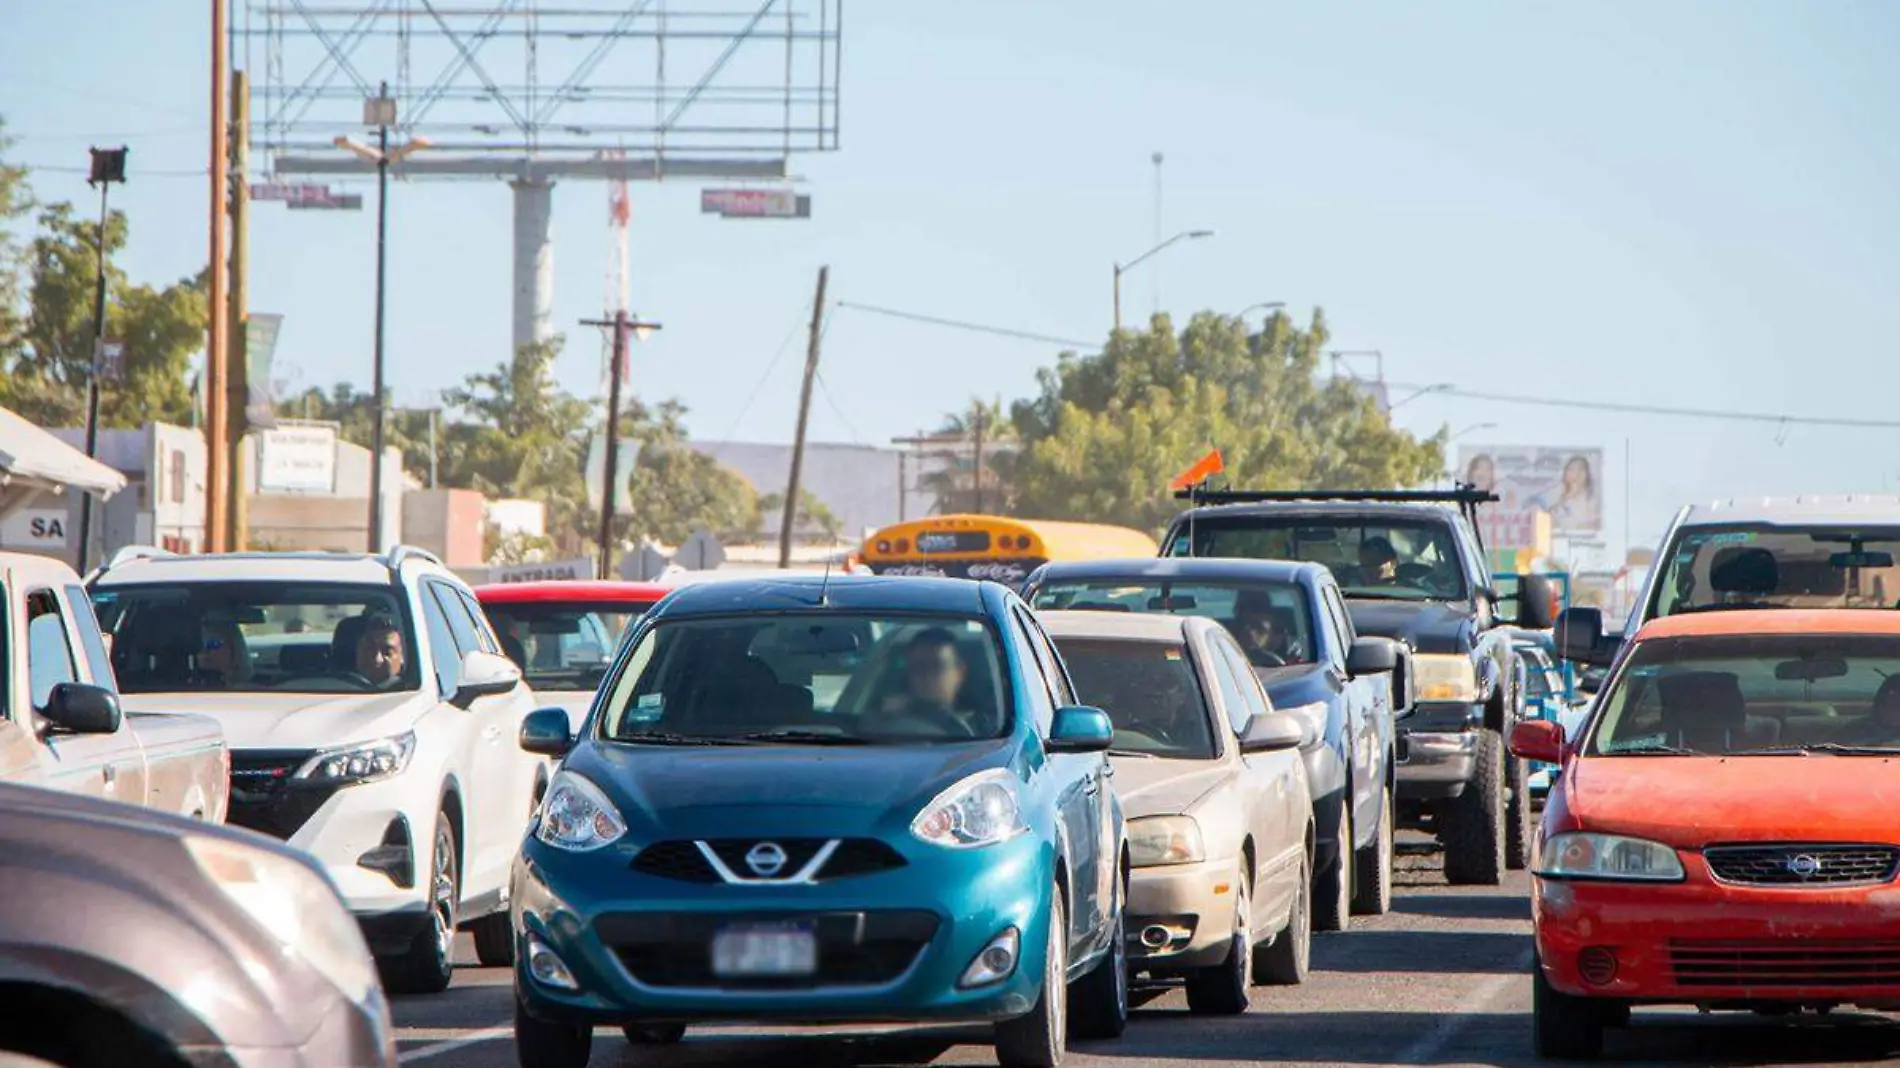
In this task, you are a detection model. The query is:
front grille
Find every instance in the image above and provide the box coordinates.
[1703,843,1900,887]
[1670,940,1900,989]
[600,910,938,990]
[226,749,335,840]
[631,838,909,884]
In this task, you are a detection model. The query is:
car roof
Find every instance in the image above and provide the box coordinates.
[1035,609,1205,643]
[1172,501,1462,525]
[651,574,991,618]
[1031,557,1326,585]
[0,551,83,585]
[92,550,404,587]
[474,580,671,604]
[1635,609,1900,641]
[1678,495,1900,526]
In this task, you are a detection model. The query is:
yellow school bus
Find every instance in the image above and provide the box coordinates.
[859,515,1159,586]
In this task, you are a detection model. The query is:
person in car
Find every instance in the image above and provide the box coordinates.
[199,620,252,688]
[355,614,407,689]
[886,627,988,737]
[1837,676,1900,744]
[1358,537,1403,586]
[1232,590,1294,667]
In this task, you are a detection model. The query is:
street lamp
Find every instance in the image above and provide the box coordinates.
[75,145,127,573]
[334,82,430,554]
[1113,229,1213,334]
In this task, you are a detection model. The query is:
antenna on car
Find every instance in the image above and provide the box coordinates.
[816,552,834,607]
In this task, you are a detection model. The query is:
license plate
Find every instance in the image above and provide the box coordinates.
[711,922,818,977]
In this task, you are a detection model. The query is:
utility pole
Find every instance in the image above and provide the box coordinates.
[896,448,907,523]
[225,67,251,550]
[972,406,985,514]
[205,0,231,552]
[75,146,127,574]
[779,265,829,569]
[581,310,662,580]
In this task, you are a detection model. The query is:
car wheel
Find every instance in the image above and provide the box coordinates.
[1352,781,1395,916]
[383,811,459,995]
[622,1024,687,1044]
[1185,873,1250,1014]
[995,885,1067,1068]
[470,912,515,968]
[515,997,592,1068]
[1313,798,1353,932]
[1504,745,1532,871]
[1532,958,1606,1060]
[1441,729,1506,886]
[1068,878,1128,1040]
[1253,848,1311,986]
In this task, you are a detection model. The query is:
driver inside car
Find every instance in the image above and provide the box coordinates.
[356,614,407,689]
[1836,675,1900,744]
[1232,590,1294,666]
[1358,536,1403,586]
[885,627,986,737]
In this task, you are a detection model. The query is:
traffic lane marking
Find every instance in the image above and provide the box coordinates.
[398,1025,511,1064]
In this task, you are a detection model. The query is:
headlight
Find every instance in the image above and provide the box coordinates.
[185,834,379,1000]
[1414,654,1479,703]
[911,770,1028,849]
[536,771,627,852]
[1128,815,1205,868]
[1536,832,1684,882]
[295,733,415,786]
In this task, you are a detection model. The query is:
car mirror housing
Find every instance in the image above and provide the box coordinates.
[40,682,121,735]
[1509,719,1565,765]
[1345,637,1399,678]
[519,708,574,757]
[1556,607,1618,667]
[1047,705,1114,754]
[453,650,522,707]
[1517,574,1557,630]
[1240,711,1307,753]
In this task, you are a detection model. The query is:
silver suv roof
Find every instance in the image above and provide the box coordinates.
[90,545,451,587]
[1679,495,1900,527]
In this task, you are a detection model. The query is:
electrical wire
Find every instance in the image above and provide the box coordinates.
[707,313,809,452]
[835,300,1095,349]
[1387,382,1900,431]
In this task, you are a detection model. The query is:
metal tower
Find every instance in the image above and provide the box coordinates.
[242,0,843,358]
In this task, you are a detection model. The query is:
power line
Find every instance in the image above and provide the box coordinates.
[835,301,1096,349]
[23,163,209,179]
[1388,382,1900,431]
[813,369,868,446]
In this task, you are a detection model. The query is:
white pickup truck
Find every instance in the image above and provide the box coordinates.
[0,552,228,820]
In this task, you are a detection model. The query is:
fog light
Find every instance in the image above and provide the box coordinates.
[959,928,1020,989]
[1578,946,1619,987]
[527,934,579,991]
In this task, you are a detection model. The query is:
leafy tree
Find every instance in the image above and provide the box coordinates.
[440,337,595,544]
[617,396,761,546]
[760,488,844,542]
[916,396,1018,515]
[0,117,32,362]
[1006,310,1445,533]
[278,382,434,489]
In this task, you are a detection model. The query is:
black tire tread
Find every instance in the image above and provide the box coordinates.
[1185,878,1250,1014]
[1441,729,1506,886]
[1313,799,1353,932]
[515,998,593,1068]
[381,812,458,995]
[1253,851,1310,986]
[1533,960,1606,1060]
[1351,782,1394,916]
[995,888,1066,1068]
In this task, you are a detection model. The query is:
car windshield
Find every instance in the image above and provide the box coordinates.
[1651,526,1900,618]
[92,582,421,694]
[1049,636,1217,759]
[1589,634,1900,756]
[1028,579,1316,667]
[1167,517,1468,601]
[598,613,1009,744]
[483,600,649,693]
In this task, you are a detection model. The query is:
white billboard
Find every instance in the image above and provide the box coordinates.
[1456,445,1604,551]
[258,423,339,493]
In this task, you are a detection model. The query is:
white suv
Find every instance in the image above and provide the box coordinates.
[88,545,545,994]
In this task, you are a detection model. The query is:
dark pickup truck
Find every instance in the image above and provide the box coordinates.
[1159,489,1554,886]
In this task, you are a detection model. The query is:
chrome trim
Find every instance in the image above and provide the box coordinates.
[695,839,844,886]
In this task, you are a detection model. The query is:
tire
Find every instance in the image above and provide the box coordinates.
[623,1024,687,1044]
[995,887,1067,1068]
[1532,960,1605,1060]
[1185,873,1250,1014]
[1313,797,1353,932]
[1067,880,1128,1041]
[1505,745,1532,871]
[470,912,515,968]
[383,811,459,995]
[1252,849,1311,986]
[1441,729,1506,887]
[1352,782,1395,916]
[515,997,592,1068]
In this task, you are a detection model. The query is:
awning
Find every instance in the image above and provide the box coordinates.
[0,406,128,500]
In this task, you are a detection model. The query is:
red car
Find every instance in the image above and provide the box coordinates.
[472,581,670,730]
[1514,609,1900,1059]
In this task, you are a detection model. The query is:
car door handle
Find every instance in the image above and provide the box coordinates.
[1102,763,1116,779]
[101,764,117,787]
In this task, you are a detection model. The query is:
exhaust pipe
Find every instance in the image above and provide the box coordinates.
[1139,926,1171,949]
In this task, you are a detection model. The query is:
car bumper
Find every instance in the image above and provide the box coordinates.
[1124,855,1242,971]
[1395,702,1481,801]
[182,992,396,1068]
[1535,874,1900,1007]
[514,830,1057,1026]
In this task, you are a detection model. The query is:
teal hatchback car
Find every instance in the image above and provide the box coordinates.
[510,575,1129,1068]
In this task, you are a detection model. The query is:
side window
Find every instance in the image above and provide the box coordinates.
[427,582,483,657]
[417,588,460,696]
[1318,588,1350,670]
[26,590,78,711]
[452,588,502,654]
[1202,638,1253,738]
[1021,610,1078,707]
[1214,633,1272,733]
[65,585,115,688]
[1007,610,1057,734]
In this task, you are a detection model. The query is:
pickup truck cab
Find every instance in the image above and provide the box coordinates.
[0,552,228,820]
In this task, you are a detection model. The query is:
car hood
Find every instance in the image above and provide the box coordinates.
[1565,756,1900,845]
[566,740,1017,832]
[1342,599,1472,654]
[118,690,427,750]
[1109,757,1230,821]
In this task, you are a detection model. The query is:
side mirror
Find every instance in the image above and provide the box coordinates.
[453,650,522,707]
[519,707,574,757]
[1345,637,1398,678]
[1555,607,1617,666]
[1048,705,1114,754]
[1240,711,1308,753]
[1509,719,1565,765]
[1517,574,1557,630]
[41,682,122,735]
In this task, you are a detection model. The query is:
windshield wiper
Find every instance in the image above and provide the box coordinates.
[1107,749,1159,758]
[613,731,755,747]
[732,729,872,746]
[1748,743,1900,756]
[1601,742,1702,756]
[1342,589,1430,602]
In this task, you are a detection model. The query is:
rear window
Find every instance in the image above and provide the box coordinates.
[1049,636,1216,759]
[1167,516,1467,601]
[1028,579,1315,668]
[1651,526,1900,619]
[482,600,651,694]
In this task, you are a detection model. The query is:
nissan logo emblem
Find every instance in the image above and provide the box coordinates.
[1787,854,1822,879]
[745,841,790,878]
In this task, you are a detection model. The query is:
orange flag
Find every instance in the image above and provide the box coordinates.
[1168,448,1225,491]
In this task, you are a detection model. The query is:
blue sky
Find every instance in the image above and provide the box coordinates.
[4,1,1899,566]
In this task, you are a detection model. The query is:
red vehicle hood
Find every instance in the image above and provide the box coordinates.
[1565,755,1900,846]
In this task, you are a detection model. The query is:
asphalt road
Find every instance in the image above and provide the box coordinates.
[392,840,1900,1068]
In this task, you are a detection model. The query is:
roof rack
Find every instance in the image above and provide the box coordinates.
[1173,483,1501,557]
[382,544,445,573]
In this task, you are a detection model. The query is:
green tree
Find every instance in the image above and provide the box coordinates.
[440,337,595,543]
[1006,310,1445,532]
[0,117,33,362]
[617,396,761,545]
[760,488,844,542]
[278,382,433,487]
[916,396,1018,515]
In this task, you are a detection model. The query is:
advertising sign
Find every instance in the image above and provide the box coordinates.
[0,508,71,549]
[245,313,282,430]
[584,435,641,517]
[1456,445,1605,552]
[258,422,339,493]
[699,188,812,219]
[491,557,597,584]
[252,182,363,210]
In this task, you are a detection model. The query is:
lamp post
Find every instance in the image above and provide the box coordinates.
[75,146,127,573]
[334,83,429,553]
[580,311,663,579]
[1113,229,1213,334]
